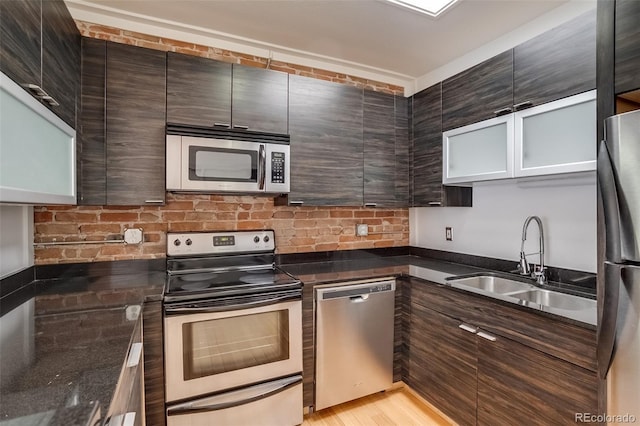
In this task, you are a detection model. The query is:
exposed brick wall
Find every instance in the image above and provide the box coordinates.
[75,21,405,96]
[32,22,410,265]
[34,194,409,264]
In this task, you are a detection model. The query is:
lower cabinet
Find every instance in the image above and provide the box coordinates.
[477,333,599,426]
[407,300,477,425]
[404,278,598,426]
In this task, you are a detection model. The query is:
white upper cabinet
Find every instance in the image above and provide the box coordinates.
[0,71,76,205]
[442,90,596,184]
[443,115,513,184]
[514,90,596,177]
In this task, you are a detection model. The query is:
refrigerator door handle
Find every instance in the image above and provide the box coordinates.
[597,140,623,263]
[598,262,621,379]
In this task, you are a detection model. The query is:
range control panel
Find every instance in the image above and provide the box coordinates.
[271,152,286,184]
[167,230,275,256]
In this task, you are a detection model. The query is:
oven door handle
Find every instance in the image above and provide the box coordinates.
[164,293,301,314]
[167,374,302,416]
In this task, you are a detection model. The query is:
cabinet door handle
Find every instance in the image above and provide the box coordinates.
[364,203,377,207]
[144,199,164,204]
[26,83,47,97]
[458,323,478,334]
[428,201,442,206]
[40,95,59,107]
[513,100,533,111]
[25,84,59,106]
[493,107,512,116]
[126,342,143,368]
[289,200,304,206]
[233,124,249,130]
[477,331,497,342]
[213,122,231,128]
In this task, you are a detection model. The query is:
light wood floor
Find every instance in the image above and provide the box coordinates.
[302,388,453,426]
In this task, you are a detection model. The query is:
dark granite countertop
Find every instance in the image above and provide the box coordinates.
[0,261,164,426]
[279,253,597,328]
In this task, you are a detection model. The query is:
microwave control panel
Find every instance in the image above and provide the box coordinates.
[271,152,286,183]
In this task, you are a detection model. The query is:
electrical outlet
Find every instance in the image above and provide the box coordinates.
[356,223,369,236]
[445,227,453,241]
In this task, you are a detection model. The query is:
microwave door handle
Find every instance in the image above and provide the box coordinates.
[258,144,266,190]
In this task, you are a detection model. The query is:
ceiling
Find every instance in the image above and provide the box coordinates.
[71,0,572,79]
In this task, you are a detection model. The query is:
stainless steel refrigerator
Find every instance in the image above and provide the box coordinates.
[598,108,640,423]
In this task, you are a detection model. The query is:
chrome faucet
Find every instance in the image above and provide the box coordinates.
[517,216,547,285]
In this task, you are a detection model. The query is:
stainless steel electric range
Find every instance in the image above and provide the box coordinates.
[163,230,303,426]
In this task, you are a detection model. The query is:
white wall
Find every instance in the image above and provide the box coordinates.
[0,205,34,278]
[410,173,597,272]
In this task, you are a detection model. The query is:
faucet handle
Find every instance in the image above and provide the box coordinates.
[532,265,547,284]
[518,252,530,275]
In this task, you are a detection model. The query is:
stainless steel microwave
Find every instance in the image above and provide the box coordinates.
[166,133,290,194]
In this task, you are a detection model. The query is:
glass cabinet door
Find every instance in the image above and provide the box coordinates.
[514,90,596,177]
[443,114,514,184]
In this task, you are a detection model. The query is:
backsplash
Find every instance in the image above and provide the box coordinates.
[34,194,409,264]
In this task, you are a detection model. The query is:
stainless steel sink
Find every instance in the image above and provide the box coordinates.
[509,289,596,311]
[447,275,535,294]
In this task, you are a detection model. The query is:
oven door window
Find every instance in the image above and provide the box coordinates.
[182,309,290,380]
[188,146,258,182]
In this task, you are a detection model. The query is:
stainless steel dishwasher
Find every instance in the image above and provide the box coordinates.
[314,278,396,411]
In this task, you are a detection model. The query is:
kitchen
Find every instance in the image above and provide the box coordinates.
[0,0,638,425]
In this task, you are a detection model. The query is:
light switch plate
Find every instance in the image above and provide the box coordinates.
[356,223,369,236]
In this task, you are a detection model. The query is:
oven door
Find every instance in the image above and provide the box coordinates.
[178,136,263,192]
[164,297,302,403]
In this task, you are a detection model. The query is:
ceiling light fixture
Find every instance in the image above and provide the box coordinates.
[384,0,459,17]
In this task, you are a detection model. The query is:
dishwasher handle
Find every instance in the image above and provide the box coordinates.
[316,279,396,301]
[350,294,369,303]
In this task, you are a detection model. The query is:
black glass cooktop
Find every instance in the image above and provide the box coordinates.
[165,266,301,302]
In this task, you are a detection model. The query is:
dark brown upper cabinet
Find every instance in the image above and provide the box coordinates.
[0,0,79,128]
[78,40,166,206]
[363,91,409,207]
[442,50,514,132]
[106,43,166,205]
[232,64,288,134]
[166,52,232,128]
[166,52,288,133]
[514,8,596,109]
[78,38,107,205]
[411,83,472,207]
[615,0,640,95]
[287,74,364,206]
[441,10,596,133]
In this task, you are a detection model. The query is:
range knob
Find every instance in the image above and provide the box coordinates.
[263,235,270,243]
[173,239,181,246]
[185,238,192,246]
[254,236,260,243]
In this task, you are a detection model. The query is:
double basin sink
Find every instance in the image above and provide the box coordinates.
[445,273,596,323]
